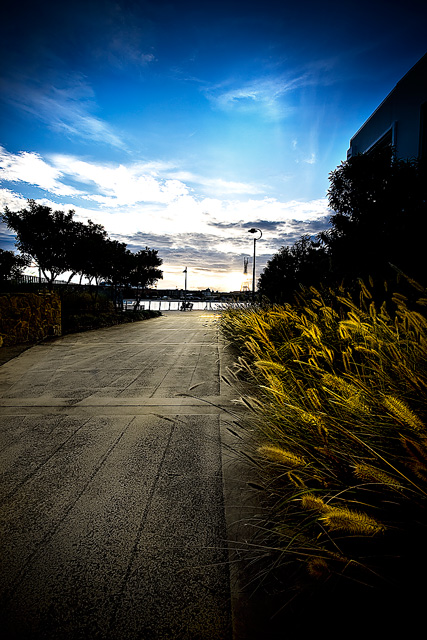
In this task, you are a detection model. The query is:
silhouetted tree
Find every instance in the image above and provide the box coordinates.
[2,200,164,299]
[1,200,80,286]
[259,149,427,304]
[258,235,328,303]
[322,147,427,285]
[101,243,163,307]
[67,219,110,286]
[101,240,132,288]
[0,248,29,282]
[128,248,163,308]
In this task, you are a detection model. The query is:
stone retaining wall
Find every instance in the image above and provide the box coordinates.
[0,293,61,347]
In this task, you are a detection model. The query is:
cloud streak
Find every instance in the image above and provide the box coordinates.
[1,75,126,149]
[205,76,296,120]
[168,171,264,195]
[204,66,333,121]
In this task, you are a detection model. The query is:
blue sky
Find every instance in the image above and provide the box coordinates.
[1,0,426,290]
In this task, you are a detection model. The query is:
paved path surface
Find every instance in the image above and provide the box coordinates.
[0,311,256,640]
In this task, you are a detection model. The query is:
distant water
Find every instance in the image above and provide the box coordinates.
[122,299,229,311]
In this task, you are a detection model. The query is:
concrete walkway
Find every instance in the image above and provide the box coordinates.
[0,311,258,640]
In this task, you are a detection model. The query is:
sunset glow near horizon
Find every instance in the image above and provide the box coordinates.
[1,0,426,291]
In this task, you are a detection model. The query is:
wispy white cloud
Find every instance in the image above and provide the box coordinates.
[1,75,126,149]
[203,54,344,122]
[205,76,294,120]
[303,153,316,165]
[204,71,319,120]
[105,40,157,70]
[169,171,264,195]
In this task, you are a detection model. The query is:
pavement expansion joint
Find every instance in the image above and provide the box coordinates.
[0,395,244,416]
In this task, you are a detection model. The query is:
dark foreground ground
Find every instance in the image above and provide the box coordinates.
[2,313,422,640]
[0,312,269,639]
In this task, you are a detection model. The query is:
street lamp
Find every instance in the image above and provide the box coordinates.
[248,228,262,303]
[183,267,187,300]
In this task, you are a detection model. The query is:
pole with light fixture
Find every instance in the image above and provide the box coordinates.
[248,228,262,303]
[183,267,187,300]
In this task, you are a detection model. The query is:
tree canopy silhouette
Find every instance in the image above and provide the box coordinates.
[0,248,29,282]
[128,249,163,306]
[259,149,427,303]
[66,219,110,286]
[1,200,163,290]
[321,147,427,284]
[2,200,79,285]
[258,235,328,303]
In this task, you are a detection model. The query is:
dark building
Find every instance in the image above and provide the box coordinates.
[347,53,427,161]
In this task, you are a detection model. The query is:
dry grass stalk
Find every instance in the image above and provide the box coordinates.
[219,280,427,587]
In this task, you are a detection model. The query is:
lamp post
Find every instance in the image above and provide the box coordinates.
[248,228,262,303]
[183,267,187,300]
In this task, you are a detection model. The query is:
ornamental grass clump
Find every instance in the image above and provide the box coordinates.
[219,280,427,596]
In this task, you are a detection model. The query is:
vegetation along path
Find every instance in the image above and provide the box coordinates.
[0,311,256,639]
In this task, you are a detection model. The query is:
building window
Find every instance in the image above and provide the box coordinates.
[365,124,395,156]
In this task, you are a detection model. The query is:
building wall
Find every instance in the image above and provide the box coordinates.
[348,53,427,160]
[0,293,61,347]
